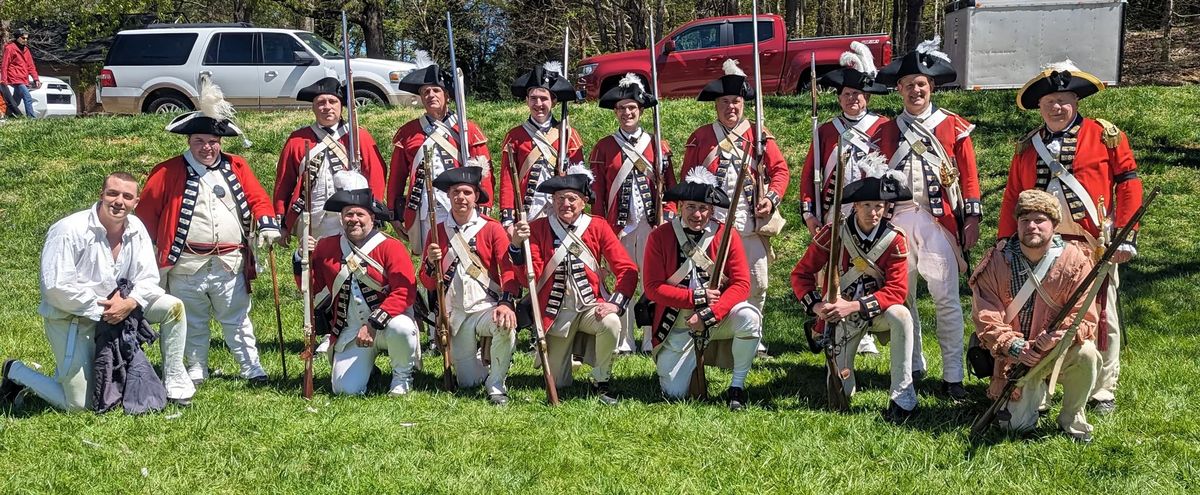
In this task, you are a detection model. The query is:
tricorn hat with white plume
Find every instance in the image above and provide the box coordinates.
[536,162,594,200]
[1016,59,1104,111]
[511,61,578,101]
[876,35,957,87]
[841,151,912,204]
[820,41,888,94]
[664,166,731,208]
[432,159,492,203]
[697,59,755,101]
[166,77,250,146]
[397,49,456,95]
[599,72,658,109]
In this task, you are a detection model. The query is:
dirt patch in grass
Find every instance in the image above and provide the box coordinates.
[1123,22,1200,86]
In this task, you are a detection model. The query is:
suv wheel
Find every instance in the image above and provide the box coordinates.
[147,93,193,114]
[353,88,386,108]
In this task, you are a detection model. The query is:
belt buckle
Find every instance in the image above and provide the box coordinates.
[568,243,583,256]
[912,140,928,156]
[466,264,483,279]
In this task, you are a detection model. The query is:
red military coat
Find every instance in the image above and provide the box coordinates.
[387,117,493,228]
[790,221,909,335]
[799,114,890,221]
[497,122,585,223]
[311,231,416,333]
[875,109,982,242]
[642,220,750,347]
[137,153,276,273]
[273,125,388,232]
[505,214,637,329]
[589,132,677,229]
[418,215,514,293]
[680,120,790,208]
[997,117,1142,241]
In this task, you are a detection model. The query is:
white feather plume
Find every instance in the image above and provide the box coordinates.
[618,72,645,91]
[684,166,719,187]
[722,58,745,77]
[198,76,236,121]
[466,155,491,178]
[1041,59,1080,73]
[333,171,369,191]
[543,61,563,76]
[839,41,877,77]
[413,49,434,69]
[565,162,593,183]
[916,35,951,64]
[855,151,890,179]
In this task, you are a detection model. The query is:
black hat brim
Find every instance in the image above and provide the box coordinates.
[875,51,957,87]
[324,189,392,221]
[398,65,455,96]
[166,113,240,137]
[697,74,754,101]
[1017,69,1104,111]
[297,77,347,104]
[664,182,730,209]
[599,83,658,109]
[841,176,913,204]
[432,167,490,204]
[536,175,592,200]
[820,68,889,95]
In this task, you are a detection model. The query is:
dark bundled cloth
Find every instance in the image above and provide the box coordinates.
[92,279,167,414]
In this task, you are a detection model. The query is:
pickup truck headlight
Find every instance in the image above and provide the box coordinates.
[389,70,406,83]
[578,63,598,78]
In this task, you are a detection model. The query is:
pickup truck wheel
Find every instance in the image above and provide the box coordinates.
[353,88,386,108]
[146,93,193,114]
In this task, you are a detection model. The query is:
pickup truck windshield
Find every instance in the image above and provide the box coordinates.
[296,32,343,59]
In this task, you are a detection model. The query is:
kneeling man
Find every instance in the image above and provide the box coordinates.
[643,168,762,410]
[312,186,420,396]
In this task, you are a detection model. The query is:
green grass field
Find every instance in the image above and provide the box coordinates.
[0,86,1198,493]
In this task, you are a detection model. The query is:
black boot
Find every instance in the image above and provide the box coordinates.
[1,359,24,404]
[592,382,619,406]
[942,381,968,402]
[882,400,917,424]
[726,387,747,411]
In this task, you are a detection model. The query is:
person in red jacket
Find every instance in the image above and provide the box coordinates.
[498,62,585,229]
[680,59,789,358]
[136,79,279,386]
[1,28,40,118]
[273,77,387,243]
[419,166,520,405]
[508,165,637,405]
[874,37,983,399]
[589,72,676,354]
[1000,61,1142,416]
[389,53,494,253]
[791,155,917,422]
[643,167,761,410]
[800,42,892,357]
[312,188,420,396]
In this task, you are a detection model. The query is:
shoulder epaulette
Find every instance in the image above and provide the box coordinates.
[1015,127,1040,154]
[1095,118,1121,148]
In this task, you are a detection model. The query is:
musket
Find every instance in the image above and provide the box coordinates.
[423,147,456,391]
[340,11,361,170]
[969,187,1159,441]
[301,141,316,400]
[507,145,560,405]
[810,53,822,222]
[555,26,571,176]
[268,245,288,380]
[446,13,471,169]
[749,0,766,231]
[648,13,666,225]
[687,146,754,400]
[819,133,852,412]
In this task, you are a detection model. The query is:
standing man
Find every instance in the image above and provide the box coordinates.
[389,53,493,252]
[136,80,280,385]
[971,190,1101,443]
[799,42,891,355]
[590,73,676,354]
[508,166,638,405]
[680,59,789,358]
[642,168,761,410]
[875,38,983,399]
[1000,61,1142,415]
[498,62,585,229]
[791,160,918,422]
[1,173,194,410]
[420,167,519,405]
[274,77,387,243]
[1,28,40,118]
[311,188,421,396]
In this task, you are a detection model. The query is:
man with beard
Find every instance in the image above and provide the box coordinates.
[970,189,1101,443]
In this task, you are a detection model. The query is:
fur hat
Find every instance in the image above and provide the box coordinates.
[1015,189,1061,224]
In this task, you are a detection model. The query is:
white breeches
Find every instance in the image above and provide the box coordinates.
[545,306,622,387]
[835,305,917,410]
[892,207,965,382]
[330,314,420,395]
[655,302,762,399]
[449,304,516,395]
[618,221,653,353]
[168,260,264,380]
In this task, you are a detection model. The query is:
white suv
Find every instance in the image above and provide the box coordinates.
[98,23,418,114]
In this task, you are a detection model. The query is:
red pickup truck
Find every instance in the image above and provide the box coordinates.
[576,14,892,99]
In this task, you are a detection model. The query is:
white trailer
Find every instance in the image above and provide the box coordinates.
[941,0,1126,90]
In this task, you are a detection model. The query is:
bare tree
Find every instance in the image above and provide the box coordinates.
[1159,0,1174,63]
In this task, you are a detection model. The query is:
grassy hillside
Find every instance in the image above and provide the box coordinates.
[0,86,1198,493]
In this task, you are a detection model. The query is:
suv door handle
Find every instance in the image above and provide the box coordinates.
[707,56,721,63]
[265,70,278,78]
[762,50,779,57]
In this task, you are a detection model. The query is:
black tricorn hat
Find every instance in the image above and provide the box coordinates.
[664,168,730,209]
[599,73,658,109]
[698,59,755,101]
[536,164,594,200]
[166,113,242,137]
[324,188,392,221]
[297,77,347,104]
[432,165,490,204]
[876,37,957,87]
[512,62,578,101]
[841,173,913,204]
[1016,61,1105,111]
[398,64,455,95]
[821,68,888,95]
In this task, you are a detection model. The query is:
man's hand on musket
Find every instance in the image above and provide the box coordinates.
[686,313,706,334]
[492,303,517,331]
[815,298,861,324]
[1111,245,1135,264]
[804,215,820,237]
[963,216,981,250]
[355,324,376,348]
[595,301,620,320]
[510,220,531,245]
[427,244,443,263]
[1017,344,1044,367]
[704,289,721,307]
[1033,331,1059,353]
[754,197,773,219]
[301,235,318,254]
[98,292,138,324]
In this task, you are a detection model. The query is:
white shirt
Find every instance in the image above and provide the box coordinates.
[897,106,937,212]
[39,204,164,321]
[617,127,648,237]
[446,212,493,314]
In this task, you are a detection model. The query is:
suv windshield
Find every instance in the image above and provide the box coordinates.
[295,32,343,59]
